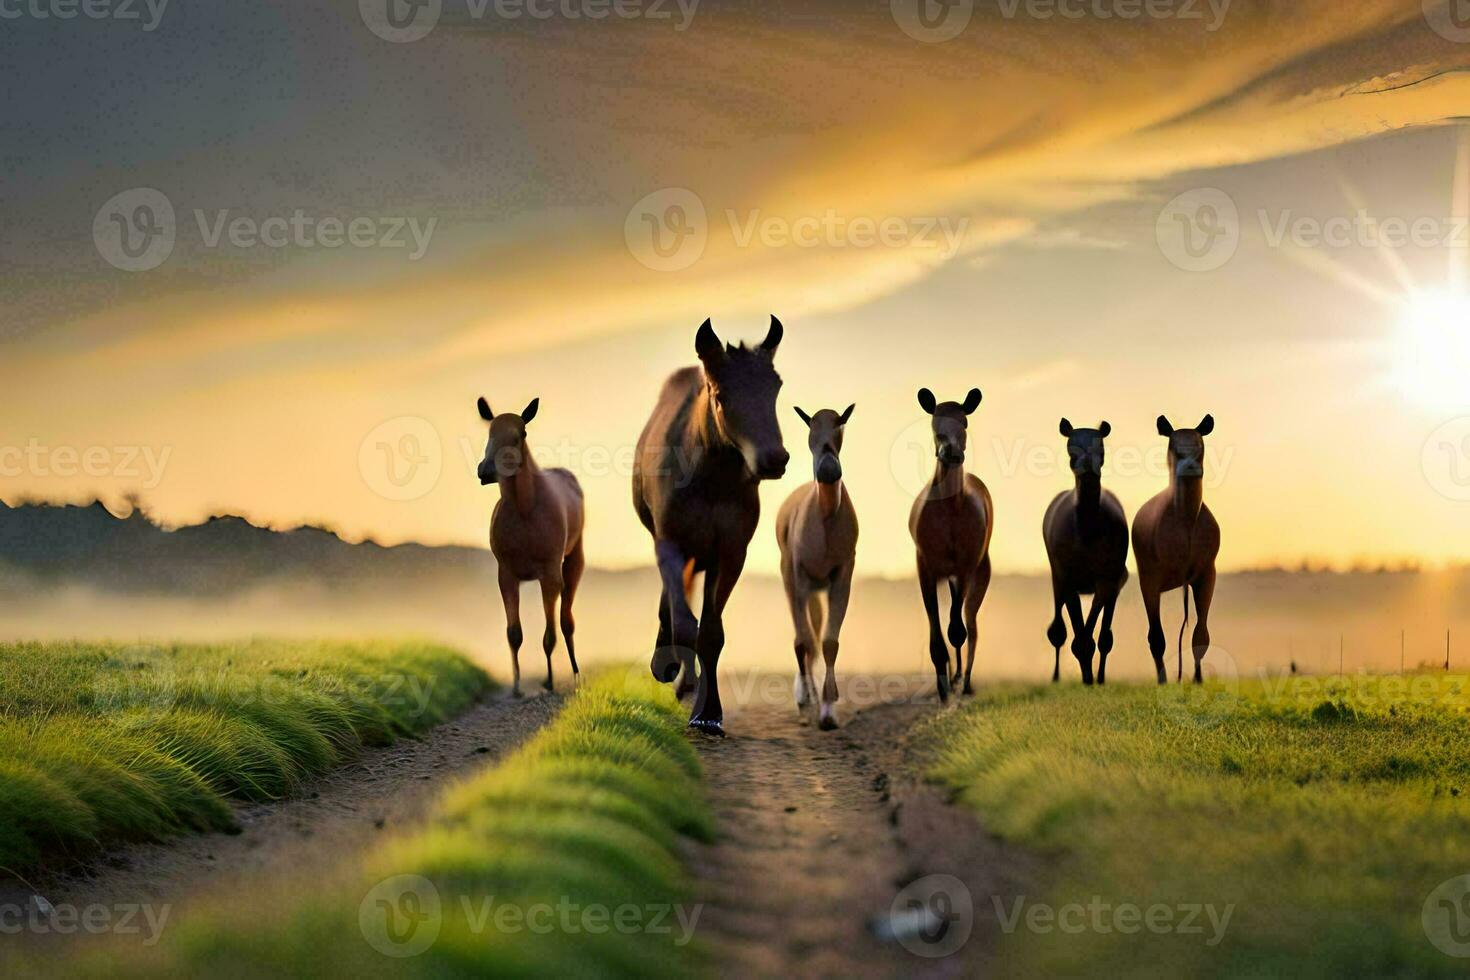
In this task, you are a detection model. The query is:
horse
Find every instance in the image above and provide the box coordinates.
[633,316,788,736]
[1042,419,1129,685]
[908,387,993,701]
[1132,414,1220,684]
[476,396,585,697]
[776,404,858,730]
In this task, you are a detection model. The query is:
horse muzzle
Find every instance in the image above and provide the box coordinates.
[814,454,842,485]
[755,448,790,480]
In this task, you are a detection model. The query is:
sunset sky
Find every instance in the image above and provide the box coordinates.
[4,0,1470,576]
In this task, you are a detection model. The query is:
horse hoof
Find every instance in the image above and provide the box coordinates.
[688,718,725,738]
[817,708,839,731]
[962,681,974,696]
[936,678,951,703]
[510,687,523,699]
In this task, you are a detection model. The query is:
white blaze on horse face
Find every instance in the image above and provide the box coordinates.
[737,436,759,476]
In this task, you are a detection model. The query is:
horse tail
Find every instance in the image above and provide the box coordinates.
[1176,586,1191,683]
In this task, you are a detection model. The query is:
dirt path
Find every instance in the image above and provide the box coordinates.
[686,675,1035,979]
[3,691,561,923]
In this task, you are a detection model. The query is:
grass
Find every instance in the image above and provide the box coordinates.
[923,673,1470,978]
[40,670,710,979]
[0,639,491,874]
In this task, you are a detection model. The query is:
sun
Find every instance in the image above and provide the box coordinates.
[1396,288,1470,409]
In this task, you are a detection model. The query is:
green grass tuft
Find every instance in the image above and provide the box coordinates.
[925,674,1470,978]
[0,639,491,873]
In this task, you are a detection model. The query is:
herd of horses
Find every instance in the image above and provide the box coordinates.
[475,317,1221,736]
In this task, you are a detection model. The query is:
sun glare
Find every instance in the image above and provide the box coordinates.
[1397,288,1470,409]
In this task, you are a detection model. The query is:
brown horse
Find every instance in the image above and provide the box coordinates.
[633,316,788,736]
[1042,419,1129,685]
[476,396,585,697]
[909,387,993,701]
[776,404,857,730]
[1132,414,1220,684]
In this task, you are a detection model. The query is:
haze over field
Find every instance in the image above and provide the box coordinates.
[4,2,1470,577]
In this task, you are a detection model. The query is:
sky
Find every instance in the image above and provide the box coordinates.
[4,0,1470,575]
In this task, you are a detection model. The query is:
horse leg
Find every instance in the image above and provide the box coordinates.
[783,564,816,709]
[498,565,523,698]
[946,578,968,688]
[650,540,698,689]
[962,555,990,695]
[1047,572,1067,683]
[1191,567,1216,684]
[1096,584,1120,686]
[689,547,746,736]
[1064,593,1094,685]
[805,592,824,711]
[918,565,950,702]
[1141,575,1167,684]
[818,562,853,730]
[538,572,562,693]
[560,540,584,682]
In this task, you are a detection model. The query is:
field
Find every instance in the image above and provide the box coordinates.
[925,674,1470,977]
[30,671,709,979]
[0,639,491,871]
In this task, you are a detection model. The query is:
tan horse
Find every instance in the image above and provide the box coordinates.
[633,317,788,736]
[476,396,585,696]
[1042,419,1128,685]
[776,404,857,730]
[1132,414,1220,684]
[909,387,993,701]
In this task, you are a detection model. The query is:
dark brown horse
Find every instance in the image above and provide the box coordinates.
[633,316,788,735]
[909,387,993,701]
[1132,414,1220,684]
[476,396,585,696]
[1042,419,1128,685]
[776,404,857,730]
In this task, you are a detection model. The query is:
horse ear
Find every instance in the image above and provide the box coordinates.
[1059,418,1073,437]
[1098,421,1112,438]
[477,397,494,421]
[838,403,855,426]
[962,388,983,414]
[917,388,937,415]
[1156,415,1174,437]
[760,315,783,355]
[695,318,724,366]
[794,406,812,427]
[1196,414,1215,436]
[521,398,539,424]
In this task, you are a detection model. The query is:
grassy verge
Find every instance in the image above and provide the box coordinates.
[50,670,710,978]
[0,639,491,873]
[925,674,1470,978]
